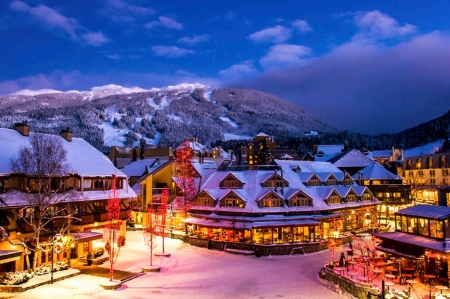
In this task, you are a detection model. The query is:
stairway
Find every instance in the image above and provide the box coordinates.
[120,271,145,283]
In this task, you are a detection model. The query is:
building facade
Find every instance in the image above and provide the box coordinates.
[0,125,136,273]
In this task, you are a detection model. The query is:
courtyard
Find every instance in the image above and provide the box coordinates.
[0,230,344,299]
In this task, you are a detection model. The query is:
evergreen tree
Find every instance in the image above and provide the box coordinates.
[139,138,146,160]
[132,148,138,162]
[257,139,272,165]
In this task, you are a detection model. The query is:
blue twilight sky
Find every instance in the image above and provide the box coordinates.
[1,0,449,135]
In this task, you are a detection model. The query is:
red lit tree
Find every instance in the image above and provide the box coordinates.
[156,187,169,254]
[103,175,124,282]
[175,140,196,232]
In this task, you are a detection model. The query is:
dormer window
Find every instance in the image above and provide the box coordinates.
[289,191,312,207]
[345,193,358,203]
[220,192,245,208]
[220,174,243,189]
[416,158,421,169]
[194,191,215,207]
[307,174,322,187]
[327,192,341,205]
[261,173,288,188]
[258,193,284,208]
[325,175,338,186]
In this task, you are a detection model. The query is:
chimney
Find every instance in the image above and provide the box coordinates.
[60,127,72,142]
[13,121,30,136]
[274,170,278,193]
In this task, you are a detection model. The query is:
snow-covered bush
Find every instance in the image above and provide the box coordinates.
[0,270,34,285]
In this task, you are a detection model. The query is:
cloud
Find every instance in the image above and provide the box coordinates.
[259,44,312,69]
[292,20,312,33]
[249,25,291,44]
[151,46,194,57]
[353,10,416,40]
[146,16,183,30]
[9,1,80,38]
[101,0,154,23]
[81,32,109,46]
[234,32,450,135]
[107,54,121,60]
[178,34,209,45]
[9,1,108,46]
[219,61,258,79]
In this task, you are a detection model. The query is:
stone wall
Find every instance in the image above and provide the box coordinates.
[185,237,330,256]
[319,266,380,299]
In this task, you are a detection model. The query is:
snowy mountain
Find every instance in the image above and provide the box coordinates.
[0,84,336,150]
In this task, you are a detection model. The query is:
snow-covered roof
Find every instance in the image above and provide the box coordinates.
[403,140,444,158]
[352,162,401,180]
[0,128,126,177]
[327,149,374,168]
[395,204,450,220]
[189,159,379,214]
[121,158,168,177]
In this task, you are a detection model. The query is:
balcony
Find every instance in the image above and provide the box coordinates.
[74,214,94,225]
[16,220,34,234]
[152,188,172,196]
[94,213,108,222]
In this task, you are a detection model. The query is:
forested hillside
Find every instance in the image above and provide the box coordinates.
[1,84,448,155]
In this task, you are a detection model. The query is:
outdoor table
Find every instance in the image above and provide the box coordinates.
[424,274,437,284]
[348,261,357,269]
[373,269,382,279]
[435,285,448,294]
[400,273,413,285]
[385,274,396,281]
[335,267,345,275]
[374,262,387,269]
[384,281,394,292]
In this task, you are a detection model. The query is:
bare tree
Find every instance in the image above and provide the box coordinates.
[9,133,78,273]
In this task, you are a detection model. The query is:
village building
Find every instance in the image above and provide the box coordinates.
[375,204,450,281]
[399,141,450,205]
[0,124,136,273]
[185,159,380,245]
[309,148,412,223]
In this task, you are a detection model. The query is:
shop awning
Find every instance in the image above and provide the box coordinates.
[0,250,22,264]
[374,231,448,254]
[376,244,423,259]
[72,231,103,243]
[184,218,320,229]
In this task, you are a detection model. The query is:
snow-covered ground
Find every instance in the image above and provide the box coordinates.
[8,231,344,299]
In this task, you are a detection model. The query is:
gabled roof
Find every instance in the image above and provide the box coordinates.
[219,190,247,202]
[255,189,285,202]
[327,149,373,168]
[395,204,450,220]
[121,158,160,177]
[352,162,401,180]
[0,128,126,177]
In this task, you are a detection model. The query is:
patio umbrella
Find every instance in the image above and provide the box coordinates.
[339,252,346,267]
